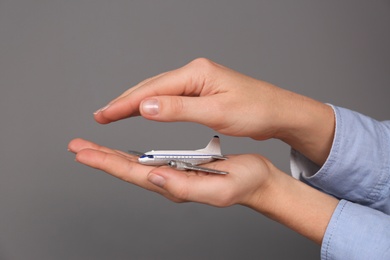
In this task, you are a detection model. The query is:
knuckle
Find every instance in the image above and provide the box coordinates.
[189,58,218,74]
[169,97,185,115]
[182,58,221,96]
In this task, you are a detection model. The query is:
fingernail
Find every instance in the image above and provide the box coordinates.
[94,104,111,115]
[141,99,159,116]
[148,173,166,188]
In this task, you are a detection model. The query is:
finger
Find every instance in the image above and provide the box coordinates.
[75,148,159,191]
[68,138,136,161]
[94,72,195,124]
[69,139,183,199]
[68,138,111,153]
[139,95,225,128]
[94,58,216,124]
[68,138,120,155]
[99,72,168,113]
[112,72,168,102]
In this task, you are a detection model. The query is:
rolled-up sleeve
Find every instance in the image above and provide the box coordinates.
[291,105,390,212]
[321,200,390,260]
[290,105,390,259]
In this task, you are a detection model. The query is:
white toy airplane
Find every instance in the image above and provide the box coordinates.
[129,136,228,174]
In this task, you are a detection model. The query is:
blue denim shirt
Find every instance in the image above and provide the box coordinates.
[291,105,390,259]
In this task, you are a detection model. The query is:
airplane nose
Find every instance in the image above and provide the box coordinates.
[138,154,154,165]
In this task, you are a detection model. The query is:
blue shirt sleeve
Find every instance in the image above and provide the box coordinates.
[321,200,390,260]
[291,105,390,212]
[290,105,390,259]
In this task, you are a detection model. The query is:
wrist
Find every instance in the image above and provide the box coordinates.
[242,166,338,244]
[274,92,335,166]
[240,164,286,216]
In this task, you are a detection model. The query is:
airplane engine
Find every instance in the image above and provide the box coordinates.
[168,160,187,171]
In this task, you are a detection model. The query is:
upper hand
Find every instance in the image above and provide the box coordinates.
[94,58,289,141]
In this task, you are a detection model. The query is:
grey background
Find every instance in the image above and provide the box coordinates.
[1,0,389,259]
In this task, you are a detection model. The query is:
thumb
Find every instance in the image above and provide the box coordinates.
[147,169,192,202]
[140,96,220,126]
[147,168,229,206]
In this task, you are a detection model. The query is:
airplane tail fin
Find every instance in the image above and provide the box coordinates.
[197,135,222,155]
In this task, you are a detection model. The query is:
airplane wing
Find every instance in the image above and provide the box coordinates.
[127,150,144,157]
[168,160,229,175]
[182,164,229,175]
[212,155,228,160]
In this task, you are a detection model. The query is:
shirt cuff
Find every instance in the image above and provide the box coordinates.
[290,105,390,212]
[321,199,390,260]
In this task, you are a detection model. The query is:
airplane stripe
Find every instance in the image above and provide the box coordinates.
[149,154,217,157]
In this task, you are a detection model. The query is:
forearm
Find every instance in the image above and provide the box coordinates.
[242,166,339,244]
[273,89,335,166]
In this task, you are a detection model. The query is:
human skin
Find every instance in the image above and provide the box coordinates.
[69,58,338,244]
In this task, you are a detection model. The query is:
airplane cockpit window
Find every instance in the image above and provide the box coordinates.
[140,155,154,159]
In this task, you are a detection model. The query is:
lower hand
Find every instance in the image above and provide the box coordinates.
[68,138,273,207]
[68,137,338,244]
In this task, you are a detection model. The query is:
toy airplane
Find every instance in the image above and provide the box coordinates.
[129,136,228,174]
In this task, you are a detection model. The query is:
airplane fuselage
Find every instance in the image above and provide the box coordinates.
[139,150,215,166]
